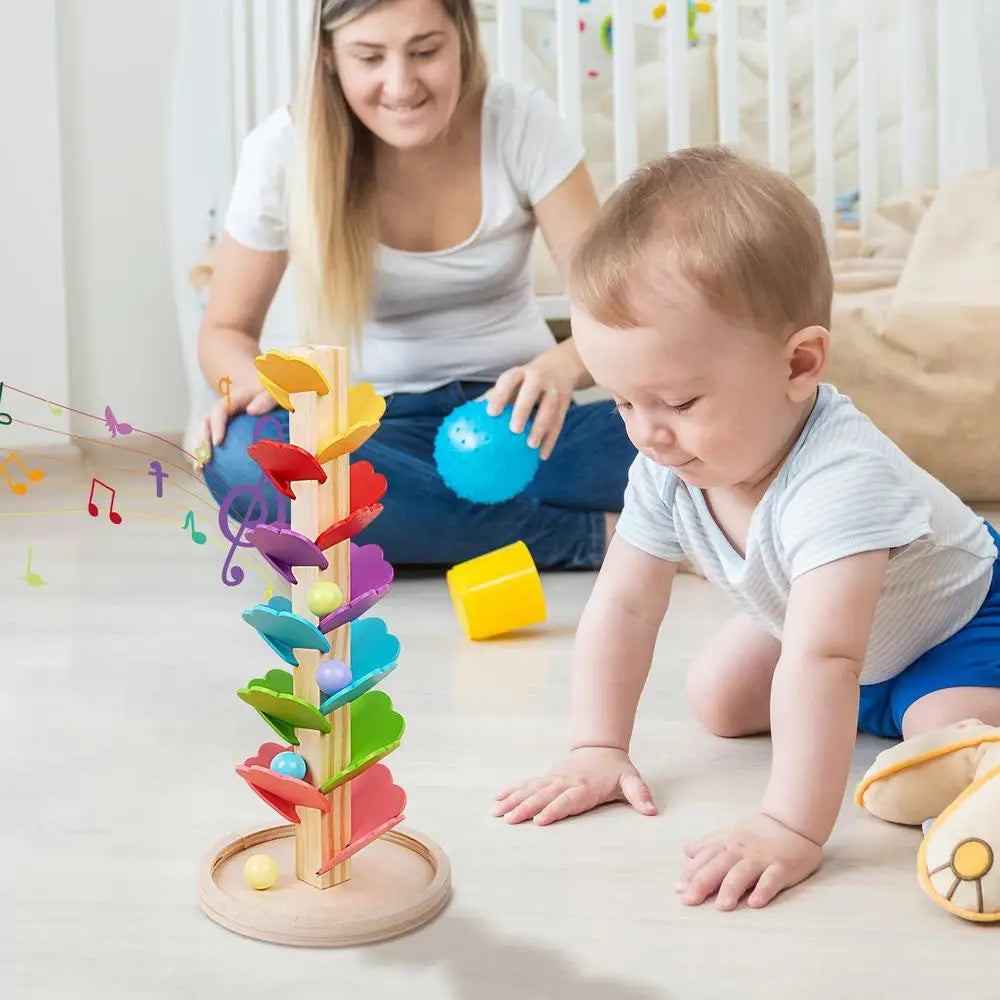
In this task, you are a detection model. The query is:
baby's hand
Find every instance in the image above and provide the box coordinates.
[493,747,657,825]
[675,812,822,910]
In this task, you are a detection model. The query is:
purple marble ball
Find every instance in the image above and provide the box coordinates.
[317,659,352,696]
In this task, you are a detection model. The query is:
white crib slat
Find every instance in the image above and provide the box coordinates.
[766,0,788,172]
[900,0,924,188]
[715,0,740,147]
[857,0,879,234]
[666,0,689,150]
[611,0,637,180]
[554,0,582,143]
[936,0,957,183]
[252,0,275,122]
[216,0,237,190]
[812,0,834,243]
[296,0,315,79]
[272,1,296,106]
[497,0,523,85]
[231,0,252,144]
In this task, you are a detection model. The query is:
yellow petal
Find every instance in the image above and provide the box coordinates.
[316,422,379,465]
[255,351,331,397]
[257,372,293,412]
[349,383,386,425]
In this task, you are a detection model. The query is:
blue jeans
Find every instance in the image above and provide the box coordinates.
[202,380,636,569]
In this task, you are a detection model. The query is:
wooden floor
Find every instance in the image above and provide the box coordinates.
[5,454,998,999]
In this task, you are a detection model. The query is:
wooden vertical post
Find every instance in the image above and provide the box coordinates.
[289,345,351,888]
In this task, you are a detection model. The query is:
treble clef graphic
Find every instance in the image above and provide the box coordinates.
[218,415,284,587]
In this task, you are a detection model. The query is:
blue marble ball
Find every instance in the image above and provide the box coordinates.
[270,751,307,781]
[433,400,540,505]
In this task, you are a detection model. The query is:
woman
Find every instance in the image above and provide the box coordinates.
[197,0,635,568]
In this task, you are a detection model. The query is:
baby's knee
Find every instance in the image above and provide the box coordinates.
[684,669,757,739]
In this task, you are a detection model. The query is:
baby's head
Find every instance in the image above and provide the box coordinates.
[570,147,832,490]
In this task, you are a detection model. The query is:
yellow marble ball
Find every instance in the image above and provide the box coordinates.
[307,580,345,618]
[243,853,279,890]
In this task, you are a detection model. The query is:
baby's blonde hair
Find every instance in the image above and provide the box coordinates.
[570,146,832,335]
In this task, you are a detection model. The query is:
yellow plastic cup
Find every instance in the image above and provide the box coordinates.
[446,541,547,640]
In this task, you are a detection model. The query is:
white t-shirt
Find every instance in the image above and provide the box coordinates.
[616,384,998,684]
[224,76,584,396]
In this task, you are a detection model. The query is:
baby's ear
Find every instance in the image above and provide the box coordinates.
[786,324,828,400]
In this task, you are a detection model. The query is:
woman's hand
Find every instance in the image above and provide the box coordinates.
[493,746,658,825]
[484,355,578,461]
[192,382,276,470]
[675,812,823,911]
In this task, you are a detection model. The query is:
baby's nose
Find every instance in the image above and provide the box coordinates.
[634,419,674,452]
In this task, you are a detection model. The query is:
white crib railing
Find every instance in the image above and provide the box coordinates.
[208,0,988,252]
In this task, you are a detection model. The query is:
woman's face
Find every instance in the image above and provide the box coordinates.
[331,0,465,149]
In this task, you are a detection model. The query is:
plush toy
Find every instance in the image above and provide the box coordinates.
[856,719,1000,922]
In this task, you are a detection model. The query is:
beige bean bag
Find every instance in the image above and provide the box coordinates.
[829,169,1000,502]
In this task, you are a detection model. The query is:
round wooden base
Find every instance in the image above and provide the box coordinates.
[197,823,451,947]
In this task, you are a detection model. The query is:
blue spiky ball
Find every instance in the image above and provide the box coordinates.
[433,400,540,505]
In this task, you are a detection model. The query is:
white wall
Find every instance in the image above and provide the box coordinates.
[0,0,71,451]
[55,0,187,441]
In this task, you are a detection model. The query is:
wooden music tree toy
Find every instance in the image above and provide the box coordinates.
[197,345,450,946]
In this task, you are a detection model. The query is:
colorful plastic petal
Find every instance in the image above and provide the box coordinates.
[247,523,328,584]
[318,544,393,633]
[247,440,327,501]
[243,597,330,667]
[236,741,331,823]
[316,765,406,873]
[318,690,405,793]
[255,350,330,411]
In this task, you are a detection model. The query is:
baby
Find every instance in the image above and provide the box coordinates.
[494,147,1000,912]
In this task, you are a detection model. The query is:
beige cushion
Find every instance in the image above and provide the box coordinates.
[829,169,1000,501]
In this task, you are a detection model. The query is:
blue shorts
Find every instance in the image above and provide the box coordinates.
[857,521,1000,740]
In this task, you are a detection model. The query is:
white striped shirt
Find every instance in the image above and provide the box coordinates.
[617,384,998,684]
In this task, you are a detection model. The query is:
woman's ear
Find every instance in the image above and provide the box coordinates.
[320,39,336,76]
[785,324,828,402]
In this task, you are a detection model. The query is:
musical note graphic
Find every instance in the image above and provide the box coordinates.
[87,477,123,524]
[46,400,62,416]
[148,460,169,497]
[18,547,46,587]
[218,376,233,413]
[103,405,133,439]
[0,451,44,494]
[218,415,282,586]
[194,441,210,467]
[183,510,207,545]
[263,584,274,601]
[0,382,12,426]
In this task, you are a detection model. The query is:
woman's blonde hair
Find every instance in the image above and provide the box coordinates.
[289,0,487,347]
[571,146,833,335]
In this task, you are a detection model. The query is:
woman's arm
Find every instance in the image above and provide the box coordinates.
[485,161,601,454]
[532,161,601,391]
[198,234,288,387]
[533,160,601,285]
[195,235,288,453]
